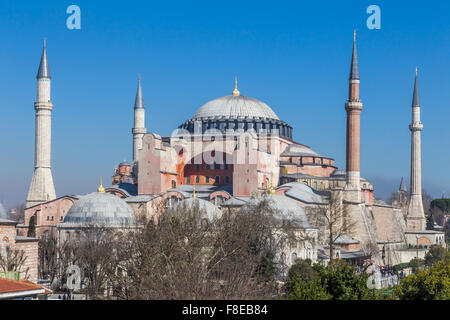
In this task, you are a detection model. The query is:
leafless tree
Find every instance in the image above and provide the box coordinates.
[0,245,29,279]
[38,232,58,283]
[306,191,356,260]
[108,196,290,300]
[70,226,119,299]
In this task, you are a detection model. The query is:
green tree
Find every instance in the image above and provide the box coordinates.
[424,246,449,267]
[409,257,425,273]
[318,259,374,300]
[255,251,277,282]
[393,260,450,300]
[285,259,330,300]
[286,259,379,300]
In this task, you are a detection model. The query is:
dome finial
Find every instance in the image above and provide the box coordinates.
[232,76,240,96]
[269,179,275,194]
[97,177,105,193]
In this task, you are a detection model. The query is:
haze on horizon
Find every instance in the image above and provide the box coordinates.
[0,0,449,209]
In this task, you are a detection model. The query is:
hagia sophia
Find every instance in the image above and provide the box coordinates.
[0,33,446,284]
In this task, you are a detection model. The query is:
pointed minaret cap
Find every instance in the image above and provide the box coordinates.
[134,76,144,109]
[412,67,420,107]
[349,30,360,80]
[399,177,407,192]
[232,76,240,96]
[37,39,51,79]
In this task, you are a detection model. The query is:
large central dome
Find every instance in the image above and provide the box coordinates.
[192,95,279,120]
[178,80,293,140]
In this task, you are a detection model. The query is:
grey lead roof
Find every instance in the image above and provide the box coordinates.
[37,41,50,79]
[349,35,359,80]
[412,70,420,107]
[280,144,320,157]
[192,95,279,120]
[134,78,144,109]
[61,192,136,227]
[246,194,312,229]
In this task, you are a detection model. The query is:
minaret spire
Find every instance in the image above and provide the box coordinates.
[344,31,363,202]
[26,40,56,208]
[134,76,144,109]
[412,67,420,107]
[349,30,360,81]
[37,39,51,79]
[132,76,147,164]
[407,68,425,231]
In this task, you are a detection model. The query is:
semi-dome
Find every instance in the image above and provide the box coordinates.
[247,194,312,229]
[192,95,279,120]
[61,192,136,227]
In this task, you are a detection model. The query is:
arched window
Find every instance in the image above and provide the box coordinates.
[186,176,191,184]
[205,176,210,183]
[171,180,176,188]
[225,176,230,184]
[195,176,200,184]
[215,176,220,185]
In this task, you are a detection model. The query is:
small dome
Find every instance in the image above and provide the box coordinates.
[119,161,130,167]
[62,192,135,227]
[192,95,279,120]
[176,198,223,221]
[0,202,7,219]
[247,194,311,229]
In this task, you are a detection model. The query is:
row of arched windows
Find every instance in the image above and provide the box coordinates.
[186,175,231,185]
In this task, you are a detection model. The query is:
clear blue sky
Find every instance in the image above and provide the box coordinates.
[0,0,449,209]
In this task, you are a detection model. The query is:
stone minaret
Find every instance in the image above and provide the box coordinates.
[132,77,147,163]
[26,40,56,208]
[344,31,363,202]
[407,68,426,231]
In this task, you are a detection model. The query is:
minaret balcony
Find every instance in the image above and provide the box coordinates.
[409,123,423,131]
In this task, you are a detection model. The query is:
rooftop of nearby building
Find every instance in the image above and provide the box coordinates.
[0,277,51,300]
